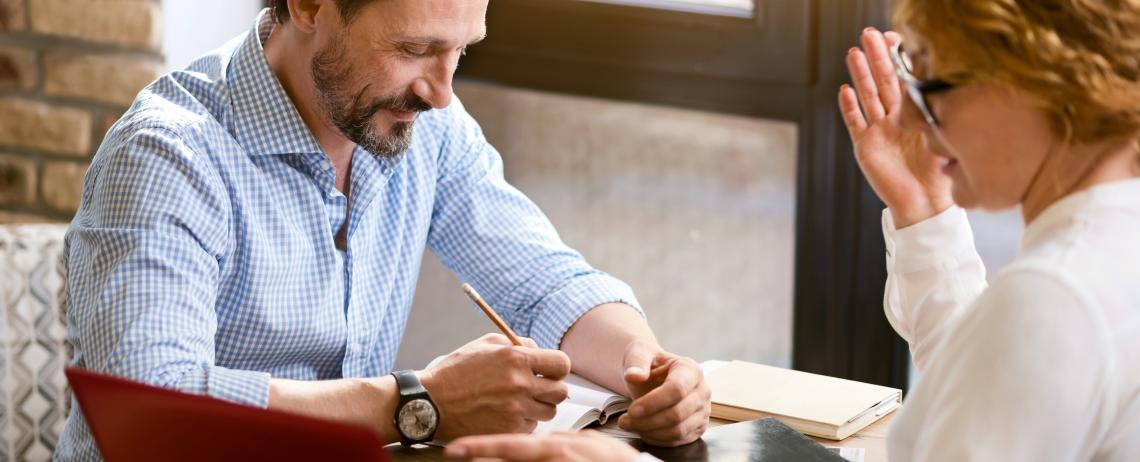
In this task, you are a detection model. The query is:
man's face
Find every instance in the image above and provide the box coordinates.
[311,0,488,157]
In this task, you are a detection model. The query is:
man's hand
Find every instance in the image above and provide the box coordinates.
[421,334,571,440]
[446,430,641,462]
[616,340,710,447]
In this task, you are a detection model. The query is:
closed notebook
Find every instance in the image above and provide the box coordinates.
[705,360,901,440]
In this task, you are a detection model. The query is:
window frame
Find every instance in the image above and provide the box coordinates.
[457,0,814,121]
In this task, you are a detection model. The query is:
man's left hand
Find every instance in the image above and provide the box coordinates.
[617,340,711,447]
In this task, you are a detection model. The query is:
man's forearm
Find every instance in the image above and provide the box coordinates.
[559,303,660,394]
[267,374,408,444]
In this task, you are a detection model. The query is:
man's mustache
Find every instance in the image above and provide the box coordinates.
[366,93,433,118]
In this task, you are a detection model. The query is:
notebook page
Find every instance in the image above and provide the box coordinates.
[563,374,626,410]
[534,401,599,433]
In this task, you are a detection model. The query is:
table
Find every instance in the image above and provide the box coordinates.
[384,413,894,462]
[809,413,893,462]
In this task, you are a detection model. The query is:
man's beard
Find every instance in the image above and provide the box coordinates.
[311,34,432,158]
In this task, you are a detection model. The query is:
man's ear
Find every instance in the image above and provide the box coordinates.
[286,0,326,34]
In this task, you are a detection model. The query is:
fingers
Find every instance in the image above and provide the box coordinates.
[637,409,710,447]
[626,359,701,418]
[619,386,708,433]
[884,30,903,47]
[492,338,570,379]
[520,397,559,422]
[449,432,636,461]
[524,348,572,380]
[477,333,515,346]
[619,358,709,446]
[622,342,657,384]
[532,376,569,406]
[447,434,560,460]
[846,46,885,122]
[839,84,868,137]
[861,28,903,113]
[478,333,540,350]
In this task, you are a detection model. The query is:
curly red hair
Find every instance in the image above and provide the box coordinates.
[895,0,1140,146]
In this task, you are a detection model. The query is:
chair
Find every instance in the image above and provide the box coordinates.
[0,224,71,461]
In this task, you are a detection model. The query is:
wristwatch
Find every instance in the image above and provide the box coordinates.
[391,369,439,446]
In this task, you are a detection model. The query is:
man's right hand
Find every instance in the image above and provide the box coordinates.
[419,334,571,440]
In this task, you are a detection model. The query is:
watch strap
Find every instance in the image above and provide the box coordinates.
[392,369,428,397]
[391,369,436,446]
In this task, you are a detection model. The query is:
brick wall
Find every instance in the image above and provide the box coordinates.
[0,0,163,223]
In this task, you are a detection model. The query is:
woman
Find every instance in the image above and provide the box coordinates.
[836,0,1140,459]
[445,0,1140,460]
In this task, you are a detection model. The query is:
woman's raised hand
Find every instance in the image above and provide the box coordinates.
[839,28,953,228]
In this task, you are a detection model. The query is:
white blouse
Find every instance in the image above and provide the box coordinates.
[884,179,1140,461]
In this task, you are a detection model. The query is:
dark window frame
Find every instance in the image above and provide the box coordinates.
[459,0,909,390]
[456,0,814,121]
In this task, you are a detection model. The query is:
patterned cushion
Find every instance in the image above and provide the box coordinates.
[0,224,70,462]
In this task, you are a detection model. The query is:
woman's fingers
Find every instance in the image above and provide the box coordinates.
[861,29,902,113]
[884,30,903,47]
[839,84,868,138]
[846,47,886,122]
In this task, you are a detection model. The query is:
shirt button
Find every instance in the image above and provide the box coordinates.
[349,342,361,354]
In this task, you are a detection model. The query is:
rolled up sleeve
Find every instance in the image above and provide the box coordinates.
[427,100,642,350]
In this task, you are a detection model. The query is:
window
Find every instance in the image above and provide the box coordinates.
[165,0,261,71]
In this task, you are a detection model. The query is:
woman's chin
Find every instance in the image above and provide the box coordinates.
[949,184,978,211]
[951,185,1024,215]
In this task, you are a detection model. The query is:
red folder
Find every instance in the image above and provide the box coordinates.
[66,367,391,462]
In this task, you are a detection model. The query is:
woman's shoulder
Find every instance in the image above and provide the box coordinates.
[1004,199,1140,334]
[973,265,1107,337]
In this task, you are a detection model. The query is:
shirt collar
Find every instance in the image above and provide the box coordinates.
[228,9,324,156]
[1020,177,1140,254]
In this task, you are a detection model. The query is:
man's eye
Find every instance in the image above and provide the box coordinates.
[402,46,429,57]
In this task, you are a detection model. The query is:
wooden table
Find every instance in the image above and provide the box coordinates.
[385,413,894,461]
[808,413,893,462]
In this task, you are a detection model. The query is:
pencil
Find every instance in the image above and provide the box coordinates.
[461,283,524,347]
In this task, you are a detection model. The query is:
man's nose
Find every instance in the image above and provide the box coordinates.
[412,60,455,110]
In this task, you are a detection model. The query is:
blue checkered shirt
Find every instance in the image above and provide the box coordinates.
[55,10,641,461]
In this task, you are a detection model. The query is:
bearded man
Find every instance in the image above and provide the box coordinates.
[55,1,711,460]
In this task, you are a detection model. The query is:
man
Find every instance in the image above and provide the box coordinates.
[55,0,711,459]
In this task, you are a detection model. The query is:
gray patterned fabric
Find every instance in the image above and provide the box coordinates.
[1,224,70,462]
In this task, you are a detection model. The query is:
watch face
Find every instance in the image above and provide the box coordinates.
[397,399,438,441]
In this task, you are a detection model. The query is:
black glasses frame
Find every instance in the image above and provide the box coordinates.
[890,41,955,127]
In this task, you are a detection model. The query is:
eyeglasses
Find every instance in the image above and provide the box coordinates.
[890,41,955,127]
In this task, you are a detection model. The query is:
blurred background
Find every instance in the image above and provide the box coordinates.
[0,0,1023,384]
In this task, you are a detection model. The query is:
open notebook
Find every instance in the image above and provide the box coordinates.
[534,373,634,436]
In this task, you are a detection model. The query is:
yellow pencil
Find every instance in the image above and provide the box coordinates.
[461,283,524,347]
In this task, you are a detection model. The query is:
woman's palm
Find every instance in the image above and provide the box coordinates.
[840,29,952,227]
[853,111,950,220]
